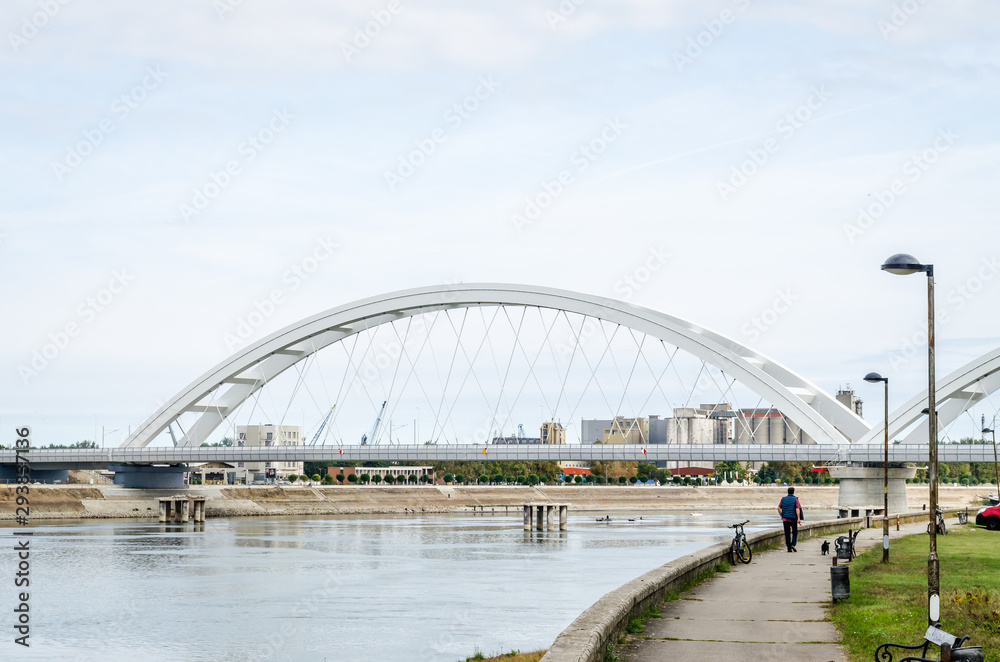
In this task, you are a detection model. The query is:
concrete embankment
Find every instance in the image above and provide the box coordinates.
[0,484,988,520]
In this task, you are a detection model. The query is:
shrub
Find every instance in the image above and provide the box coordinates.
[347,473,358,483]
[629,476,638,484]
[794,476,803,484]
[597,476,606,484]
[322,474,333,484]
[493,474,504,484]
[683,477,692,486]
[372,474,382,484]
[517,475,527,484]
[572,475,582,484]
[505,475,515,484]
[419,474,430,483]
[637,474,648,483]
[618,476,627,484]
[444,473,454,484]
[528,474,539,485]
[360,473,371,484]
[726,474,734,484]
[336,473,345,484]
[311,474,321,482]
[408,474,418,483]
[288,474,298,483]
[479,474,489,484]
[455,474,465,484]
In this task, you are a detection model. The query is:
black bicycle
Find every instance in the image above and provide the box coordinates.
[927,508,947,535]
[729,520,752,564]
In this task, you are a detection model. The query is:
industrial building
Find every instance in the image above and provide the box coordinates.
[232,424,305,482]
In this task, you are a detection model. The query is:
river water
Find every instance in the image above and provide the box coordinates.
[1,510,814,662]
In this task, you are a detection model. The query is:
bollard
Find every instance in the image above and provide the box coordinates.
[831,565,850,602]
[896,514,900,531]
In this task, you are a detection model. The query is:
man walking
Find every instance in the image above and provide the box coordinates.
[779,487,802,552]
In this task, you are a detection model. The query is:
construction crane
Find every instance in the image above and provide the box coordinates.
[308,406,336,446]
[361,401,387,446]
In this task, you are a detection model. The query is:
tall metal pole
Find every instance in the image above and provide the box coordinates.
[991,429,999,501]
[926,268,940,626]
[883,378,889,563]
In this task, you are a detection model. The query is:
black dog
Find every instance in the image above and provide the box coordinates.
[821,540,830,556]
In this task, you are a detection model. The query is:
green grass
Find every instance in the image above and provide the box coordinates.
[832,525,1000,661]
[460,650,545,662]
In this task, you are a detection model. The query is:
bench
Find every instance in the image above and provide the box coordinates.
[875,626,980,661]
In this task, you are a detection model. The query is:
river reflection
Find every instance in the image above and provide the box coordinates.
[1,510,818,661]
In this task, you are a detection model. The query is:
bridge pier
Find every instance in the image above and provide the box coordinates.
[159,496,207,523]
[829,465,917,517]
[522,503,569,531]
[111,463,187,489]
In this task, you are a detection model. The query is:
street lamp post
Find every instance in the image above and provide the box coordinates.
[881,253,939,626]
[864,372,890,563]
[982,427,1000,500]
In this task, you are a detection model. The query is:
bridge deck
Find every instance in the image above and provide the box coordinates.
[0,443,992,469]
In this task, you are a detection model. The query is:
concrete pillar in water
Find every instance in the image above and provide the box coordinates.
[559,505,568,530]
[523,505,531,530]
[180,500,190,523]
[535,505,543,530]
[546,505,554,530]
[829,466,918,516]
[159,500,167,523]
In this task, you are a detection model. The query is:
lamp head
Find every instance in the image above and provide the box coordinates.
[864,372,886,383]
[984,427,994,435]
[881,253,930,275]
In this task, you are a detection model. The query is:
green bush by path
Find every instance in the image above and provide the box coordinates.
[832,525,1000,660]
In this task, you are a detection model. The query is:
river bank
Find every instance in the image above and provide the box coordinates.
[0,483,989,520]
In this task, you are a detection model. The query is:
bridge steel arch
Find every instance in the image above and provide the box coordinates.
[857,346,1000,445]
[122,284,868,449]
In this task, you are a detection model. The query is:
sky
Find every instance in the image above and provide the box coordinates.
[3,0,1000,447]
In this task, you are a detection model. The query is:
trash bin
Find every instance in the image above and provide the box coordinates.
[950,646,983,662]
[831,565,850,601]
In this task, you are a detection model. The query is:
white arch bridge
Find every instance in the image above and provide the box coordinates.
[4,284,1000,488]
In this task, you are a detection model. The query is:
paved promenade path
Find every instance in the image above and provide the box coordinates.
[620,517,942,662]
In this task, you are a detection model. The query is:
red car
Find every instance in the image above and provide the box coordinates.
[975,504,1000,530]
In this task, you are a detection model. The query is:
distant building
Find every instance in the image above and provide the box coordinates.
[234,424,304,482]
[836,387,863,417]
[734,409,815,445]
[581,419,612,444]
[540,420,566,445]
